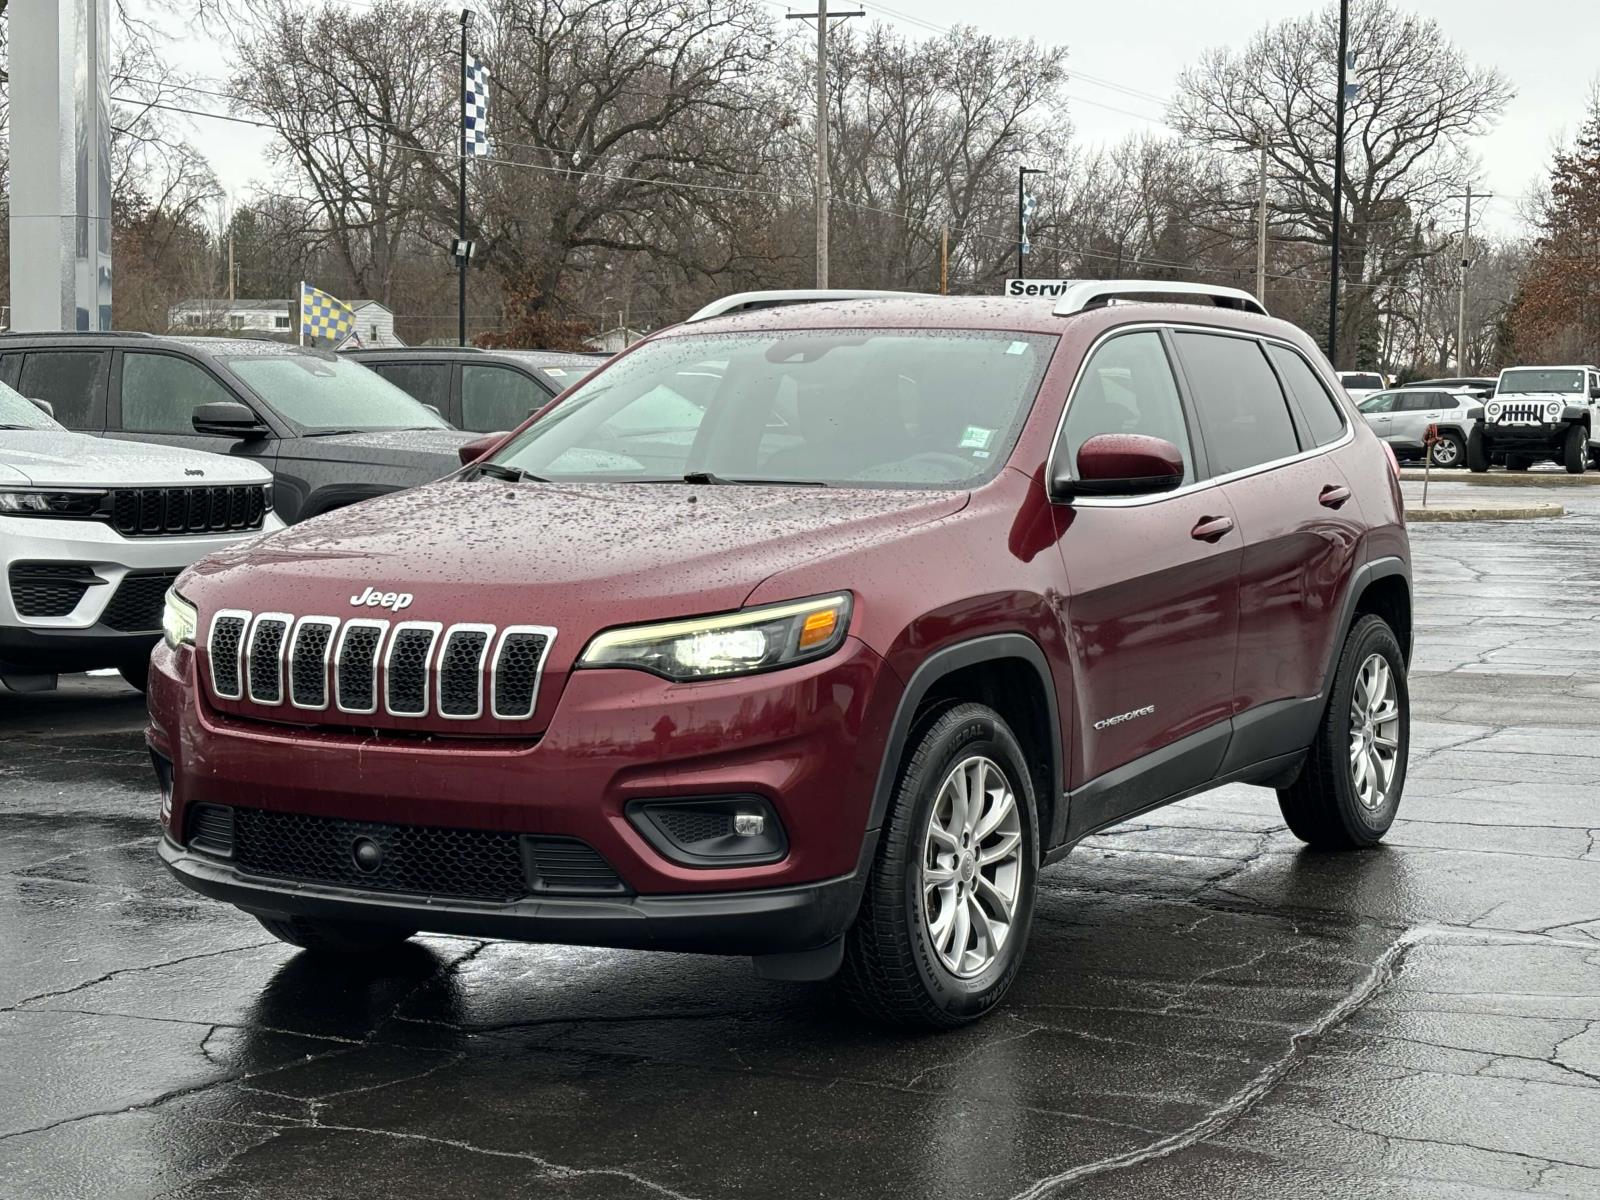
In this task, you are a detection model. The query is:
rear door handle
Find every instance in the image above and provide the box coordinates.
[1190,515,1235,542]
[1319,484,1352,509]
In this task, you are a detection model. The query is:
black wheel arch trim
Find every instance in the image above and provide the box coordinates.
[299,483,402,519]
[1323,555,1411,699]
[867,633,1064,843]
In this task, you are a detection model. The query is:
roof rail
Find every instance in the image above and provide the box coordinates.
[686,289,911,323]
[0,329,158,339]
[1051,280,1268,318]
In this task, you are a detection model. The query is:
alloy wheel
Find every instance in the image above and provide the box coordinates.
[921,755,1023,977]
[1348,653,1401,810]
[1433,439,1458,466]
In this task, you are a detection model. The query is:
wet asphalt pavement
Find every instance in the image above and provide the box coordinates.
[4,479,1600,1200]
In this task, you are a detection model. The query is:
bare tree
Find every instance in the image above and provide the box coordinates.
[1170,0,1512,367]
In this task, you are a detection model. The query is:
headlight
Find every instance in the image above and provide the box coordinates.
[579,593,852,681]
[0,488,105,517]
[162,589,197,650]
[1487,402,1502,419]
[1546,401,1562,419]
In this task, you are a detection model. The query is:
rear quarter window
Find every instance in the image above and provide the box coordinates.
[1267,345,1347,447]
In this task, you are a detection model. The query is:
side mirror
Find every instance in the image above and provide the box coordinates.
[423,403,444,418]
[192,401,269,439]
[1051,433,1185,501]
[1590,385,1599,400]
[457,432,504,466]
[29,398,54,418]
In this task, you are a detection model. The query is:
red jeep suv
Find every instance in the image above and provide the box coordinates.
[149,282,1412,1028]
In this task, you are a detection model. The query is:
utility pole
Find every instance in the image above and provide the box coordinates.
[1256,135,1269,302]
[1453,187,1492,373]
[788,2,862,287]
[940,224,949,295]
[227,230,235,304]
[1328,0,1351,364]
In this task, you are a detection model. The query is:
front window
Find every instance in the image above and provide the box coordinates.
[1498,369,1585,395]
[485,329,1055,487]
[226,354,451,432]
[0,381,61,430]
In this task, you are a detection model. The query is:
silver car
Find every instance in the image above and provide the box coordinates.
[1357,387,1480,467]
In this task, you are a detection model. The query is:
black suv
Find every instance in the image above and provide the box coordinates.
[0,334,476,522]
[345,347,606,432]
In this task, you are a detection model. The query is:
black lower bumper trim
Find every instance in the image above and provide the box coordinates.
[159,833,873,957]
[1481,428,1564,453]
[0,625,158,673]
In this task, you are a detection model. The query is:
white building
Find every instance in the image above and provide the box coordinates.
[166,298,406,349]
[584,325,647,354]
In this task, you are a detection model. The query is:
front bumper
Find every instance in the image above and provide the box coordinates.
[1478,422,1567,452]
[158,830,873,957]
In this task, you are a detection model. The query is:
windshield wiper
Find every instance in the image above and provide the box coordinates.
[470,461,546,483]
[301,428,368,437]
[682,471,828,487]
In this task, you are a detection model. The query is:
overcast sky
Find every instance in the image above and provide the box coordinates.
[166,0,1598,238]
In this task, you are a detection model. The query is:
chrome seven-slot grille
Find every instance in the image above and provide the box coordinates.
[207,609,554,722]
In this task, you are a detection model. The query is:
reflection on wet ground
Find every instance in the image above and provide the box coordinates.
[2,480,1598,1198]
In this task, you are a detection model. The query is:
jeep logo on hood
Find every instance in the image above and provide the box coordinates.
[350,586,414,612]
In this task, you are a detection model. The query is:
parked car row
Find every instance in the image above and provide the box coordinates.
[0,332,606,691]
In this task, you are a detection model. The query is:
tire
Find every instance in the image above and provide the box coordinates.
[1466,427,1489,473]
[838,703,1039,1029]
[1429,431,1465,469]
[1277,614,1408,850]
[1562,424,1588,474]
[255,914,416,955]
[1506,455,1530,472]
[118,662,149,693]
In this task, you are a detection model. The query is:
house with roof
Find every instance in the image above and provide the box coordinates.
[166,298,405,349]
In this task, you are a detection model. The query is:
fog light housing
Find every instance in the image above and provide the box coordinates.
[627,796,787,867]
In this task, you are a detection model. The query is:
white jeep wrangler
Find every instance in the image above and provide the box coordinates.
[1469,365,1600,474]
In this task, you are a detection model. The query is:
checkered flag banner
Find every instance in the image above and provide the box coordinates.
[1021,192,1038,256]
[299,282,355,346]
[464,54,491,158]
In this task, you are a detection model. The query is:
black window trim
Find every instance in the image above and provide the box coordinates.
[1046,321,1355,510]
[109,346,271,438]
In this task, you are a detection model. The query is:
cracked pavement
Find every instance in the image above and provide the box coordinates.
[3,477,1599,1198]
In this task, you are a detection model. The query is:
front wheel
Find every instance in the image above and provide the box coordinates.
[1278,614,1408,849]
[1429,431,1465,469]
[838,703,1039,1028]
[255,914,417,955]
[1466,427,1489,472]
[1562,424,1589,474]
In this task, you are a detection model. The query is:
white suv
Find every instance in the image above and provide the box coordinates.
[1,383,282,693]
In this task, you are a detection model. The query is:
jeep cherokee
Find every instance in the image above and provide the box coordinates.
[148,282,1413,1028]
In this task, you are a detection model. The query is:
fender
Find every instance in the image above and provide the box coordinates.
[299,484,401,521]
[1322,555,1410,700]
[866,633,1064,841]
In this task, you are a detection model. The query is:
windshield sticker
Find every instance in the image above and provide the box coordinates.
[1006,341,1029,356]
[960,425,995,450]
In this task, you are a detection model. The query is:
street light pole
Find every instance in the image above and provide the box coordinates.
[1017,166,1043,281]
[1328,0,1350,364]
[1256,134,1269,302]
[787,2,862,288]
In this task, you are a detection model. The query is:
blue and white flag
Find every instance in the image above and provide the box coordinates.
[1021,192,1038,256]
[464,54,491,158]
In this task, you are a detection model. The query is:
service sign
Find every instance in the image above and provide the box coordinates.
[1004,278,1077,297]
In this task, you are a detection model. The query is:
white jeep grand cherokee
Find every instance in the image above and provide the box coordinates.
[1,382,282,693]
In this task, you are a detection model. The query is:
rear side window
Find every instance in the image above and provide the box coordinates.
[120,353,238,433]
[1267,345,1347,447]
[1060,331,1193,485]
[369,362,451,413]
[17,351,105,429]
[461,364,544,433]
[1175,333,1300,475]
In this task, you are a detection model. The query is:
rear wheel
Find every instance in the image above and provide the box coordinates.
[838,703,1038,1028]
[1277,614,1408,849]
[255,914,416,955]
[1466,427,1489,473]
[1563,424,1589,474]
[1429,431,1465,468]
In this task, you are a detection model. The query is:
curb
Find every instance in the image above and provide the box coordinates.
[1405,502,1564,522]
[1398,468,1600,487]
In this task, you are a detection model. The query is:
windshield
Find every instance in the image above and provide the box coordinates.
[227,355,452,432]
[0,381,62,430]
[1498,369,1585,395]
[1341,373,1384,390]
[485,329,1055,487]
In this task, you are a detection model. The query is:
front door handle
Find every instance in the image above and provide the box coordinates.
[1190,515,1235,542]
[1319,484,1352,509]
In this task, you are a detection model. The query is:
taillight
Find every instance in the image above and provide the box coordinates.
[1382,442,1401,479]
